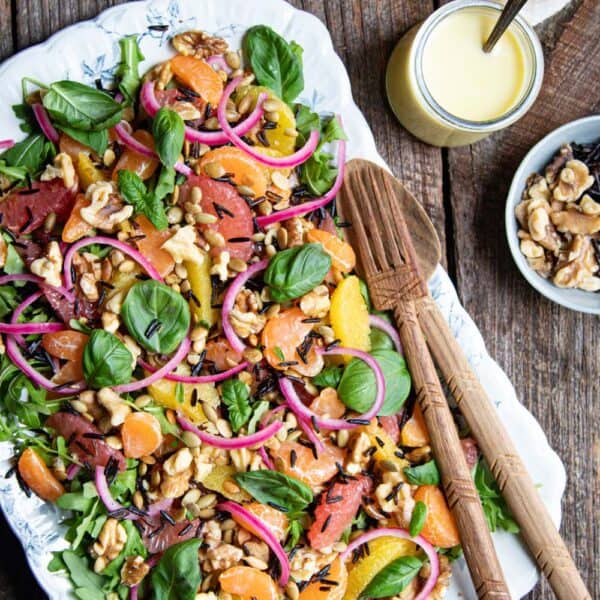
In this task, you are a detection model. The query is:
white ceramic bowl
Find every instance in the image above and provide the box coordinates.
[505,115,600,314]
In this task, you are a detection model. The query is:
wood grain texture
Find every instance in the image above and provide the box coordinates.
[0,0,596,599]
[446,1,600,599]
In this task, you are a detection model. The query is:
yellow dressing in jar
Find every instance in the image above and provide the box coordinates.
[386,0,543,147]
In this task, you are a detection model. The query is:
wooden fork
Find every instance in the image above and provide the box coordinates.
[338,160,510,599]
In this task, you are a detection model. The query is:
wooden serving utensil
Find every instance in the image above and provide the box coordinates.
[338,159,510,599]
[339,158,591,600]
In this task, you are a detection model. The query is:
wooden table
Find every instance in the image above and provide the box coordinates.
[0,1,597,598]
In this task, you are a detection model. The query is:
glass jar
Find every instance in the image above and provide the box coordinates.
[386,0,544,147]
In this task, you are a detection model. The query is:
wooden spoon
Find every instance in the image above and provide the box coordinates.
[339,158,591,600]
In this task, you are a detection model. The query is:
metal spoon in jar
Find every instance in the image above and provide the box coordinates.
[483,0,529,52]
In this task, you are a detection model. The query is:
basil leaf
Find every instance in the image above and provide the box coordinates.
[153,166,176,205]
[3,243,25,275]
[221,378,252,433]
[117,169,168,230]
[286,518,305,550]
[337,349,411,416]
[264,243,331,302]
[404,460,440,485]
[312,365,343,388]
[43,81,123,131]
[151,539,202,600]
[152,107,185,168]
[243,26,304,104]
[409,500,428,537]
[234,470,313,514]
[361,555,424,598]
[121,280,190,354]
[82,330,133,388]
[474,458,520,533]
[56,125,108,156]
[117,35,144,106]
[1,133,55,175]
[247,400,270,434]
[370,317,395,350]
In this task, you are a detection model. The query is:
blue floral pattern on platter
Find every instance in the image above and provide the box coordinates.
[0,1,566,598]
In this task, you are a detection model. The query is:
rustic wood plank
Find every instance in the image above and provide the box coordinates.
[0,0,12,60]
[447,1,599,599]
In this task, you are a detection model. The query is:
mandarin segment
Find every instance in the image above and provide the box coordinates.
[111,130,159,181]
[18,447,65,502]
[133,215,175,278]
[170,55,224,106]
[298,557,347,600]
[413,485,460,548]
[121,412,164,459]
[306,228,356,273]
[219,565,279,600]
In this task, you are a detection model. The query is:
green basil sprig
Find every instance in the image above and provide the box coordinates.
[264,243,331,302]
[221,378,252,433]
[361,555,424,598]
[404,460,440,486]
[151,539,202,600]
[82,330,133,388]
[1,133,55,176]
[243,25,304,104]
[409,500,428,537]
[312,365,343,388]
[337,349,411,416]
[121,280,190,354]
[152,107,185,168]
[117,170,168,230]
[42,81,123,131]
[234,470,313,514]
[117,35,144,106]
[56,125,108,156]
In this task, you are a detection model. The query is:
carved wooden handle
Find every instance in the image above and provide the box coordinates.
[393,301,510,600]
[415,295,591,600]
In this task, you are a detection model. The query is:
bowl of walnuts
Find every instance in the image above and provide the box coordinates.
[505,115,600,313]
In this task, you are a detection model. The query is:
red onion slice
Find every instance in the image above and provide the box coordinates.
[279,345,385,431]
[138,358,249,384]
[95,465,125,514]
[217,76,320,168]
[256,126,346,229]
[206,54,232,74]
[0,139,15,150]
[369,314,403,354]
[63,236,163,289]
[222,259,268,354]
[0,274,75,303]
[339,527,440,600]
[217,500,290,585]
[113,337,191,394]
[177,413,282,450]
[66,463,81,481]
[140,81,266,146]
[0,322,63,334]
[258,447,275,470]
[32,103,59,143]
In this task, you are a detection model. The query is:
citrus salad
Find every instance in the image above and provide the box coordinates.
[0,25,516,600]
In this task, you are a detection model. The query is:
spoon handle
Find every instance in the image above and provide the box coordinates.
[483,0,529,53]
[415,296,592,600]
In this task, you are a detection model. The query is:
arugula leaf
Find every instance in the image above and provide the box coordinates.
[61,551,105,599]
[42,81,123,131]
[82,330,133,388]
[152,107,185,168]
[221,378,252,433]
[404,460,440,486]
[121,280,190,353]
[56,125,108,156]
[264,243,331,302]
[312,365,343,388]
[234,470,313,514]
[3,242,25,275]
[0,285,20,319]
[361,556,424,598]
[12,101,37,134]
[337,349,411,416]
[286,518,305,550]
[243,26,304,103]
[409,500,427,537]
[103,520,147,577]
[296,112,347,196]
[69,319,93,334]
[117,35,144,105]
[151,539,202,600]
[474,458,520,533]
[117,169,168,230]
[1,133,55,175]
[0,161,28,182]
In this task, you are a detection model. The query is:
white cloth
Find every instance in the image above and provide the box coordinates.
[512,0,571,25]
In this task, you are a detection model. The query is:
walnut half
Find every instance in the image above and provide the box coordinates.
[171,31,228,59]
